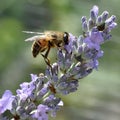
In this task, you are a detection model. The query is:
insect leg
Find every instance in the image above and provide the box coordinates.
[41,46,51,67]
[41,41,53,74]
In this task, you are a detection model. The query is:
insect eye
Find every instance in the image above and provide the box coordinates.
[63,32,69,45]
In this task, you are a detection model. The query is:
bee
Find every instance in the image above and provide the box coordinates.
[24,31,69,66]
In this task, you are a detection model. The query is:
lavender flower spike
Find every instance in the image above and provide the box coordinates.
[0,6,117,120]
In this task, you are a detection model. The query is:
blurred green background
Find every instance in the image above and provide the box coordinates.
[0,0,120,120]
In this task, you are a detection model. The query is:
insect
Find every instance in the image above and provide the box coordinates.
[97,22,105,31]
[24,31,69,67]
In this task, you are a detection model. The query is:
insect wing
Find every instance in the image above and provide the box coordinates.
[25,35,46,42]
[25,36,39,42]
[22,31,44,35]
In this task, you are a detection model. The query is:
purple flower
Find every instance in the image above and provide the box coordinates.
[96,16,102,25]
[82,29,103,61]
[81,16,87,23]
[0,90,14,114]
[101,11,109,21]
[32,104,49,120]
[16,74,46,101]
[43,95,63,117]
[90,5,99,22]
[30,74,38,82]
[16,81,35,101]
[37,84,49,99]
[82,21,88,32]
[105,15,117,32]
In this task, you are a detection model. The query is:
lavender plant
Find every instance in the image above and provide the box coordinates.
[0,6,117,120]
